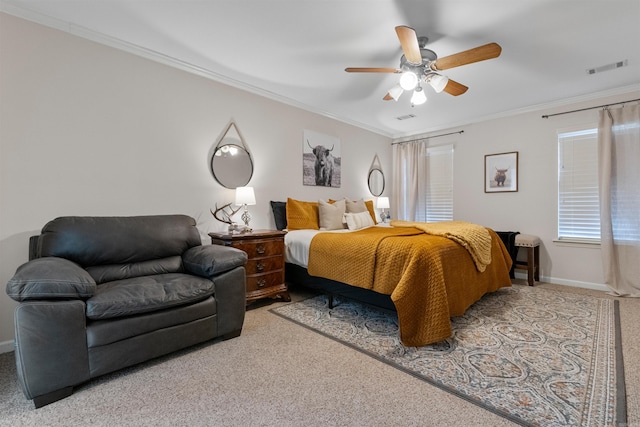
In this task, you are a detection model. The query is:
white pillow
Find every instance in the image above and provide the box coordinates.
[344,211,375,230]
[318,199,346,230]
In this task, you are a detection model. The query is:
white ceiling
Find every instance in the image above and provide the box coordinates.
[3,0,640,138]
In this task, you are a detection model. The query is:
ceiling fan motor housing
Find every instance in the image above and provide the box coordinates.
[400,48,438,80]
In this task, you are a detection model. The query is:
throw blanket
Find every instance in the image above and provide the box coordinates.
[308,225,512,346]
[390,220,492,272]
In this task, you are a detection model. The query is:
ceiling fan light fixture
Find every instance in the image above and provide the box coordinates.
[388,84,404,101]
[410,86,427,106]
[427,73,449,93]
[399,71,419,90]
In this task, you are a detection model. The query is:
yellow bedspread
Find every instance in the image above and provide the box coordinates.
[307,224,512,346]
[390,220,492,272]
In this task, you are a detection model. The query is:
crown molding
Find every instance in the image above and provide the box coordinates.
[1,2,393,138]
[392,84,640,142]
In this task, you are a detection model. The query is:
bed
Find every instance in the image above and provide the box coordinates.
[273,199,513,347]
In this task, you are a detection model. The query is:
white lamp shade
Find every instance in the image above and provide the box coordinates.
[410,86,427,105]
[235,186,256,206]
[399,71,418,90]
[387,84,404,101]
[427,73,449,93]
[376,196,390,209]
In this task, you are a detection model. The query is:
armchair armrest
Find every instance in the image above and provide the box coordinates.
[182,244,247,278]
[14,300,90,402]
[6,257,96,302]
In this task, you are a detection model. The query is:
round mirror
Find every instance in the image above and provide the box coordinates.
[210,122,254,188]
[368,168,385,196]
[211,139,253,188]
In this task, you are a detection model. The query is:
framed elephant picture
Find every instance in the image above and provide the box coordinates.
[485,151,518,193]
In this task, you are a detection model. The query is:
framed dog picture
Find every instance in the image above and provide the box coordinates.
[485,151,518,193]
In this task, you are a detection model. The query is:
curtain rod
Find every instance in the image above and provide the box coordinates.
[392,130,464,145]
[541,98,640,119]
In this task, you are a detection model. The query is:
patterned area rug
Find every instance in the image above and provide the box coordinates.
[271,285,625,426]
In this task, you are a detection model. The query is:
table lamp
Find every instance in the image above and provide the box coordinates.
[376,196,390,223]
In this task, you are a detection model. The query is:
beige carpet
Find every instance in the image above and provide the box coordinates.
[0,281,639,427]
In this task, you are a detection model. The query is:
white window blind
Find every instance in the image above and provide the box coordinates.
[557,128,600,241]
[425,144,453,222]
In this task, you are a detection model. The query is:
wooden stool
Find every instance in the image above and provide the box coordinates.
[514,234,540,286]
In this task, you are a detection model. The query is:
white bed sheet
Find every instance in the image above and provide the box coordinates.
[284,225,389,268]
[284,229,334,268]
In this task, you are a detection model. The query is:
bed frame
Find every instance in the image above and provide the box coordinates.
[285,262,397,312]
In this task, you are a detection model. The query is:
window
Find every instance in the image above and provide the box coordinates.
[421,145,454,222]
[394,142,453,222]
[557,127,600,242]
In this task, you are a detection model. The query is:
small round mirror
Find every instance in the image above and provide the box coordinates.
[210,122,254,188]
[211,139,253,188]
[368,168,385,196]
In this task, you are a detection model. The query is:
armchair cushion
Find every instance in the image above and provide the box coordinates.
[182,245,248,278]
[6,257,96,302]
[86,273,214,320]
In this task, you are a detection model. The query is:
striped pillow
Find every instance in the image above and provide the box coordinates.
[344,211,375,230]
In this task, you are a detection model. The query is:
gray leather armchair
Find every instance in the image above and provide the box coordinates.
[6,215,248,408]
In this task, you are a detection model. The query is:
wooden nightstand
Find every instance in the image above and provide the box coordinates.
[209,229,290,305]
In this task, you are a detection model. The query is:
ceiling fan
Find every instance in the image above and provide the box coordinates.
[345,26,502,105]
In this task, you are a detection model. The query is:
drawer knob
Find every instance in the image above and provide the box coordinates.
[256,244,266,254]
[257,279,266,288]
[256,262,265,272]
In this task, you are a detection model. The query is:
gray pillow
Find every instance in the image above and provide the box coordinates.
[346,198,367,213]
[6,257,96,301]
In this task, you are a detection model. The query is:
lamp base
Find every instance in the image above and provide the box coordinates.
[241,207,251,228]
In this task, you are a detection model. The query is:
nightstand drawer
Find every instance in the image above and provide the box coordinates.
[246,272,284,292]
[245,256,284,275]
[231,238,284,258]
[208,229,289,305]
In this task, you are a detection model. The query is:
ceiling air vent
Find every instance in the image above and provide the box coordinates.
[396,114,416,121]
[586,60,628,75]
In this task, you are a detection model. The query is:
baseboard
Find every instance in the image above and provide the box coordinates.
[0,340,14,354]
[514,272,608,292]
[547,277,609,292]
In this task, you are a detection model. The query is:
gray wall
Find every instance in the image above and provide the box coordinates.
[0,13,391,351]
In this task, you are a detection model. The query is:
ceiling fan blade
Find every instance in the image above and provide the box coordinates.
[395,26,422,64]
[383,93,394,101]
[432,43,502,70]
[442,79,468,96]
[345,67,401,73]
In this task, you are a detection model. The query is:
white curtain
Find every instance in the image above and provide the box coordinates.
[392,140,427,221]
[598,103,640,296]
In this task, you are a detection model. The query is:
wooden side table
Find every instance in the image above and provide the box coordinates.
[209,229,290,305]
[514,234,541,286]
